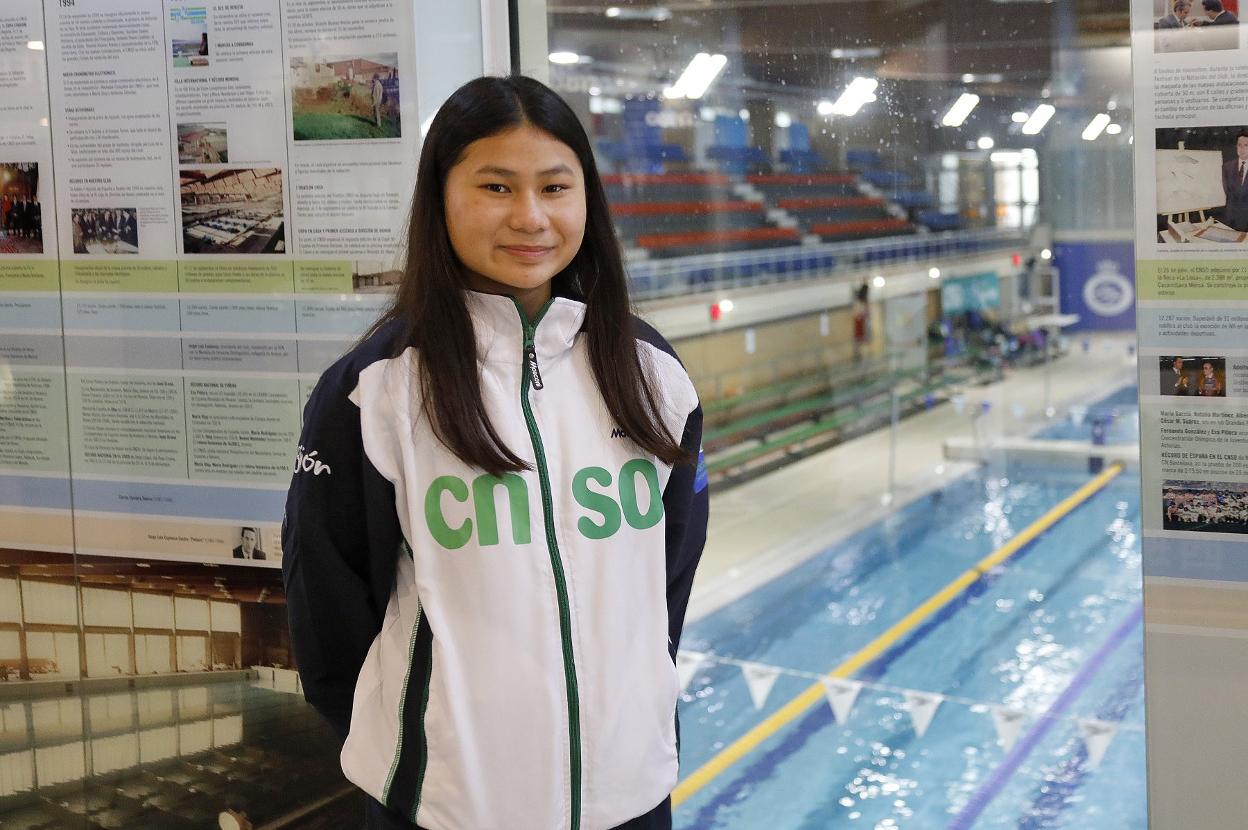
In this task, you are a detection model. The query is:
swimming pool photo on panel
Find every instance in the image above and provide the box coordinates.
[673,453,1145,829]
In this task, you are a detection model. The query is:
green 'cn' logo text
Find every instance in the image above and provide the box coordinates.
[423,460,663,550]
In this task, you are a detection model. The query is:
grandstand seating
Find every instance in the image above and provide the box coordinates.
[604,169,958,259]
[606,173,798,258]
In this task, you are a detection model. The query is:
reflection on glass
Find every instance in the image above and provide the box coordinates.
[541,0,1138,826]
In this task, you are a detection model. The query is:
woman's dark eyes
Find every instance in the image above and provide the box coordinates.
[481,184,570,193]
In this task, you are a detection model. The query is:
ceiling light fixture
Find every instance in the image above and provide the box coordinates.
[830,77,878,117]
[663,53,728,100]
[1021,104,1055,135]
[831,47,882,59]
[941,93,980,127]
[1081,112,1111,141]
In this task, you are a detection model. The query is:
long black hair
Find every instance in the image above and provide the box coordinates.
[365,75,692,476]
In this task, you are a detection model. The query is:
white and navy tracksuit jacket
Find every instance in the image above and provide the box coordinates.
[281,290,709,830]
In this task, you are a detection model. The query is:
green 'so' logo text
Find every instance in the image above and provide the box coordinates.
[424,460,663,550]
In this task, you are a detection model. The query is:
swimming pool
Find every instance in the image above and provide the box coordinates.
[1034,385,1140,445]
[674,460,1145,829]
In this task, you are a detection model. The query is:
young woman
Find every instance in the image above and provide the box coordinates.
[282,75,708,830]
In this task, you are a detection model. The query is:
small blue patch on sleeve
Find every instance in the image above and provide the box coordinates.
[693,449,708,494]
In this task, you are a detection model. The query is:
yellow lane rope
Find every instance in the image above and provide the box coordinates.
[672,462,1125,806]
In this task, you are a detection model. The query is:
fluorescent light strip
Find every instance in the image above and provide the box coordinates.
[1081,113,1111,141]
[1021,104,1055,135]
[831,77,878,117]
[664,53,728,100]
[940,93,979,127]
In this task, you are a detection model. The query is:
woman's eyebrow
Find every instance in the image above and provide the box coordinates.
[473,164,576,177]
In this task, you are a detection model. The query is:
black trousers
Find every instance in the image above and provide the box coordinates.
[365,795,672,830]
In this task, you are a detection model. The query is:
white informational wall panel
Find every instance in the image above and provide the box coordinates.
[0,0,507,565]
[1132,0,1248,824]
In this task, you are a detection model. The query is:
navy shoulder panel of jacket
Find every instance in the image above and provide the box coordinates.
[281,320,406,741]
[631,315,709,657]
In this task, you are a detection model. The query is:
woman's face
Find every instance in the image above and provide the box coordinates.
[444,124,586,305]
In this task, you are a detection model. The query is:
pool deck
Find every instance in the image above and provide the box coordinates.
[689,332,1138,622]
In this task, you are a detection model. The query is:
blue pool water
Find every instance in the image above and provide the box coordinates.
[675,461,1145,829]
[1035,386,1140,445]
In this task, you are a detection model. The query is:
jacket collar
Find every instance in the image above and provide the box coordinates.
[465,289,588,365]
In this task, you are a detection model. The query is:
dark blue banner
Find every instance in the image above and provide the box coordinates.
[1054,239,1136,331]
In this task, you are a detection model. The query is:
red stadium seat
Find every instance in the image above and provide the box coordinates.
[635,226,801,250]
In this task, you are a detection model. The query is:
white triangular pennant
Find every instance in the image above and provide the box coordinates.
[991,706,1028,752]
[1078,719,1118,769]
[822,679,862,725]
[740,662,781,710]
[1069,404,1088,426]
[676,651,707,692]
[903,691,942,738]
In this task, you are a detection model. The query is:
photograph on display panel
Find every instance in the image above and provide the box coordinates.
[289,54,401,140]
[1159,355,1227,396]
[0,162,43,255]
[180,168,284,254]
[1154,0,1240,52]
[71,208,138,255]
[353,260,403,291]
[177,122,228,164]
[170,6,209,68]
[1163,481,1248,533]
[0,549,287,681]
[232,526,269,561]
[1156,126,1248,243]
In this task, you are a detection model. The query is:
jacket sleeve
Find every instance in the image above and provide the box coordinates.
[281,366,402,742]
[664,403,709,657]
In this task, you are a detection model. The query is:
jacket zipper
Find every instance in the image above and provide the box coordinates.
[514,297,581,830]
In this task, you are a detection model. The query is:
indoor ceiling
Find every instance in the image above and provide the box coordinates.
[546,0,1129,103]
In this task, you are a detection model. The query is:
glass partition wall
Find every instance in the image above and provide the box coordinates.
[531,1,1142,828]
[0,0,1149,828]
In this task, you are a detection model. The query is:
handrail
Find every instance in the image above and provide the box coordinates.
[706,369,986,476]
[704,365,932,446]
[700,351,894,415]
[628,227,1026,301]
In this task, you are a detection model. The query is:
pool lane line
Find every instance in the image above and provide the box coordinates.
[1018,643,1145,828]
[945,601,1143,830]
[671,461,1125,808]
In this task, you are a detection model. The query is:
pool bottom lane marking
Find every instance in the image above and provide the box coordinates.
[944,601,1143,830]
[671,462,1125,808]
